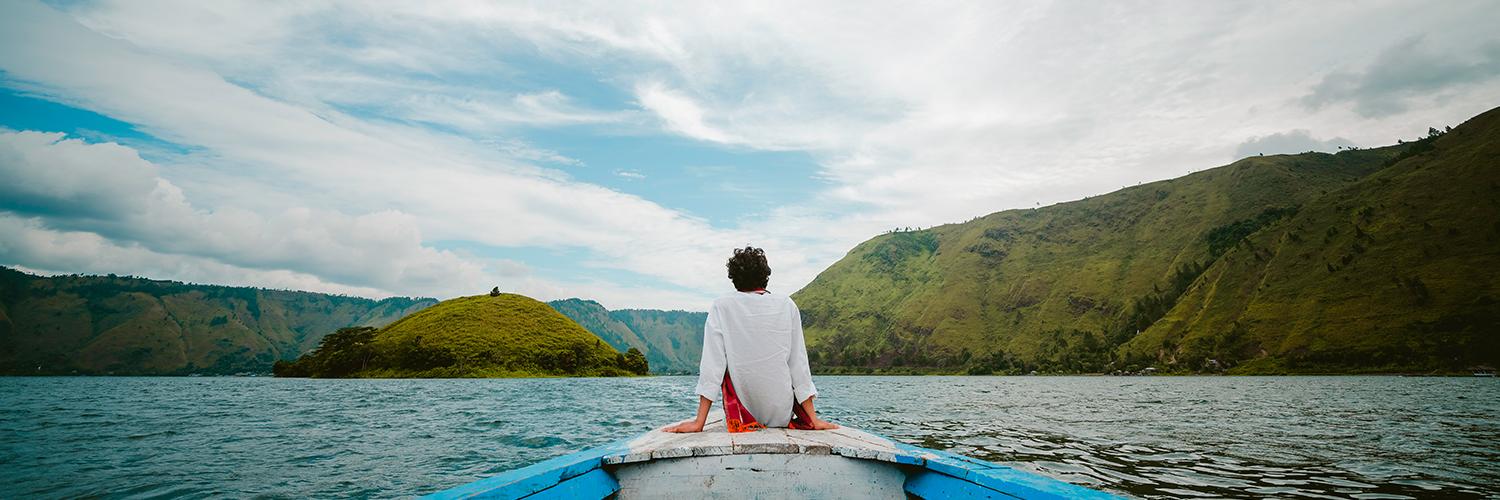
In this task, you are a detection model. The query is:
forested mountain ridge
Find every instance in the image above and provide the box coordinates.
[548,298,705,374]
[0,267,435,375]
[792,106,1500,374]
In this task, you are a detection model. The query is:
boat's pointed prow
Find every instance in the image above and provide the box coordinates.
[423,411,1123,499]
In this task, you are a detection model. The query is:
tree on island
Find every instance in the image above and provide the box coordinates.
[272,326,378,377]
[622,347,649,375]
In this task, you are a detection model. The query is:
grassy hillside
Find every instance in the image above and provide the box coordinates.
[790,108,1500,374]
[278,294,646,378]
[0,267,434,375]
[548,298,705,374]
[1121,110,1500,373]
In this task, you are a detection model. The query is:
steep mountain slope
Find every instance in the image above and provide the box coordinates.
[277,294,645,378]
[1121,109,1500,373]
[793,133,1411,373]
[610,308,705,374]
[547,299,651,353]
[0,267,435,375]
[548,298,705,373]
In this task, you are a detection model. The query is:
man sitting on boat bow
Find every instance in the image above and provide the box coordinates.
[665,246,839,433]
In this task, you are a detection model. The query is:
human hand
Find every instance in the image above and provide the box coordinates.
[663,420,704,433]
[806,419,840,430]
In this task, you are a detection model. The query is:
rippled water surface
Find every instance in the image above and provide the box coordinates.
[1,376,1496,499]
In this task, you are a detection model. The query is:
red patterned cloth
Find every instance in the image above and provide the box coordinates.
[788,396,817,430]
[721,372,766,433]
[722,372,817,432]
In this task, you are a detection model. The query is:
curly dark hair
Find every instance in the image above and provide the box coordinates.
[726,246,771,291]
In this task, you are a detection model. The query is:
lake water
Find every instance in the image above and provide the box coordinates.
[1,376,1496,499]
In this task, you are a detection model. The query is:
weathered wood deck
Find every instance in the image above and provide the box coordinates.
[605,411,907,465]
[606,412,912,498]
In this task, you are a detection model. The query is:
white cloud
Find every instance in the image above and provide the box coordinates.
[0,214,396,298]
[634,81,735,144]
[1302,37,1500,118]
[3,0,1499,311]
[0,212,715,310]
[481,138,584,167]
[399,90,633,132]
[1234,130,1356,158]
[0,131,158,219]
[0,2,753,308]
[0,130,488,297]
[0,128,730,309]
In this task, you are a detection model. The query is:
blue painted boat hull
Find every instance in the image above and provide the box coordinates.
[421,425,1123,499]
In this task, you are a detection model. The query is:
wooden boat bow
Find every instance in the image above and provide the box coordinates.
[423,411,1123,499]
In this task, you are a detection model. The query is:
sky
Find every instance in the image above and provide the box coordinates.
[1,1,1498,311]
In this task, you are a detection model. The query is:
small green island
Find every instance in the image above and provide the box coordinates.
[273,293,648,378]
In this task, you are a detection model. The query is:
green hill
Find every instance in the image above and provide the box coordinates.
[277,294,648,378]
[548,298,705,374]
[1120,109,1500,373]
[0,267,435,375]
[792,106,1500,375]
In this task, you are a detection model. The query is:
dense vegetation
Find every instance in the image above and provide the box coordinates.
[275,294,648,378]
[0,268,433,375]
[794,106,1500,375]
[548,299,705,374]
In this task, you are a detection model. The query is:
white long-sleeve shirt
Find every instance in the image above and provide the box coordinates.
[694,290,818,428]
